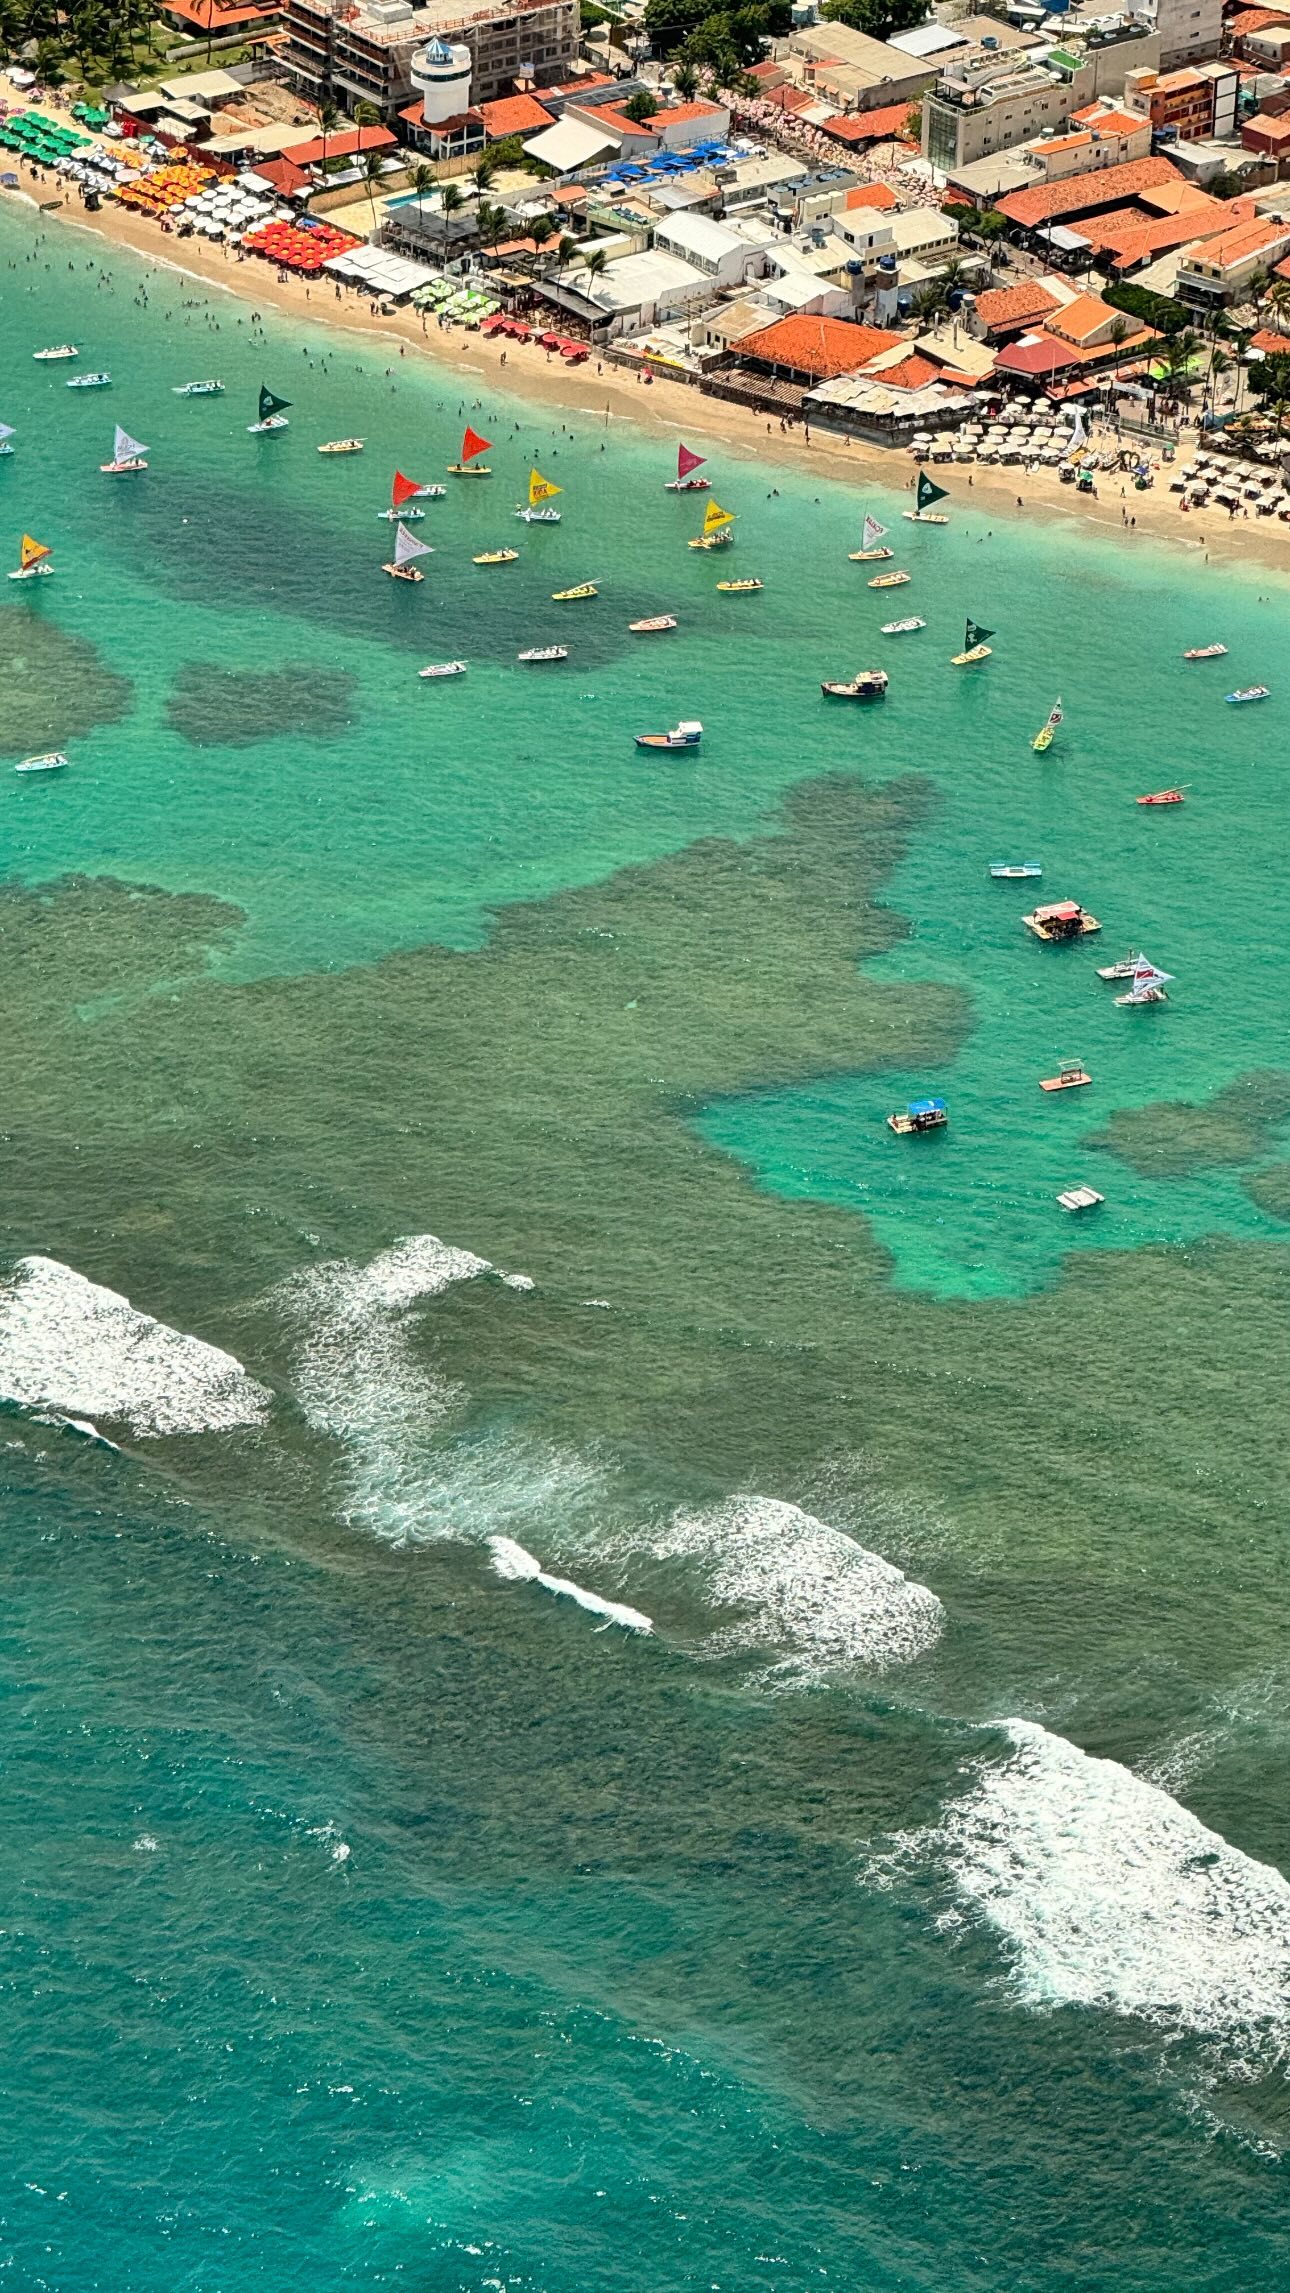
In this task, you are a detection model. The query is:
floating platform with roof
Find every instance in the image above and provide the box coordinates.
[887,1097,947,1135]
[1023,900,1100,942]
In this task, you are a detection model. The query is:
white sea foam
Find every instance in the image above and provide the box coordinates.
[277,1234,533,1545]
[0,1256,270,1437]
[885,1718,1290,2070]
[637,1495,943,1682]
[490,1535,652,1632]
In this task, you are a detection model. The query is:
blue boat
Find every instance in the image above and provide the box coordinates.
[988,862,1042,879]
[1226,684,1269,703]
[887,1097,947,1135]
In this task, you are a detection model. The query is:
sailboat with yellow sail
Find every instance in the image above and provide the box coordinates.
[688,498,734,551]
[515,468,562,524]
[9,532,53,580]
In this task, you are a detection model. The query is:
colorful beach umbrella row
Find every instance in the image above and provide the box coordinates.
[241,218,362,274]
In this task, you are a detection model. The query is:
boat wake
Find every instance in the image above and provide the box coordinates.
[489,1535,652,1632]
[872,1718,1290,2076]
[0,1254,270,1436]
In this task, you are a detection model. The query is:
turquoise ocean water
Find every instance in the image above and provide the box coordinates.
[4,202,1290,2291]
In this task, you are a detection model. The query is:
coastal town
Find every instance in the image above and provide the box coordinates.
[8,0,1290,501]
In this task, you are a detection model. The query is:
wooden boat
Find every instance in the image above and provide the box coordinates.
[904,472,949,523]
[868,570,910,589]
[881,616,925,635]
[629,615,677,633]
[1040,1063,1091,1093]
[888,1097,947,1135]
[384,521,432,581]
[716,578,763,593]
[688,530,733,550]
[449,423,491,476]
[173,379,224,396]
[1023,900,1100,942]
[101,425,148,475]
[476,548,519,566]
[1096,950,1140,981]
[1057,1184,1103,1213]
[850,547,894,562]
[822,670,888,700]
[15,750,69,773]
[518,645,569,662]
[1136,788,1184,806]
[635,719,702,750]
[66,371,110,389]
[552,581,597,600]
[850,515,890,562]
[518,469,561,521]
[1032,697,1062,753]
[1226,685,1269,703]
[419,661,467,678]
[33,344,78,361]
[1113,955,1172,1006]
[9,532,52,580]
[318,437,364,455]
[247,384,290,435]
[952,643,992,666]
[989,862,1041,880]
[665,444,709,491]
[376,505,425,521]
[1183,643,1226,660]
[904,511,950,525]
[516,506,561,523]
[690,500,734,550]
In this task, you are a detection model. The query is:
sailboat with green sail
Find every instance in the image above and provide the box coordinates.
[951,616,994,666]
[248,384,290,436]
[904,471,950,524]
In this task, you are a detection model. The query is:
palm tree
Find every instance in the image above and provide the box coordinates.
[581,244,608,278]
[436,178,465,252]
[1205,345,1233,423]
[674,58,698,98]
[361,144,387,233]
[1264,276,1290,339]
[315,98,339,180]
[407,159,436,242]
[476,199,507,248]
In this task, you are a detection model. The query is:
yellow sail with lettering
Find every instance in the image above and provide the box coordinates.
[528,468,562,506]
[702,499,735,534]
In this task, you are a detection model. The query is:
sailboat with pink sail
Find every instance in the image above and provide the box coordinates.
[664,443,710,493]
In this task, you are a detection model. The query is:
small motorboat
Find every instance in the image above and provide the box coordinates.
[475,549,519,566]
[1136,788,1184,806]
[881,616,925,635]
[1226,685,1269,704]
[318,437,364,454]
[411,483,447,499]
[821,670,888,700]
[888,1097,947,1135]
[552,581,598,600]
[1039,1063,1091,1093]
[376,505,425,522]
[629,615,677,634]
[716,578,763,593]
[1096,949,1140,981]
[518,645,568,662]
[66,371,110,389]
[635,719,702,750]
[33,345,79,361]
[515,506,561,523]
[1183,643,1226,660]
[868,570,911,589]
[1057,1184,1103,1213]
[1023,901,1100,942]
[419,661,468,678]
[988,862,1042,880]
[173,379,224,396]
[15,750,69,773]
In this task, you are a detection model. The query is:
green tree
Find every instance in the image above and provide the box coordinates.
[673,56,699,96]
[620,88,657,120]
[354,98,381,126]
[581,242,608,277]
[360,143,387,230]
[407,157,436,236]
[315,99,339,179]
[820,0,929,38]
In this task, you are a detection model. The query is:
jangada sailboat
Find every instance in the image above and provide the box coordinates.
[905,471,950,524]
[248,384,290,435]
[101,424,148,474]
[1032,697,1063,752]
[664,443,710,493]
[383,521,433,582]
[516,468,562,523]
[849,513,892,563]
[1114,954,1173,1007]
[9,532,52,580]
[688,499,734,551]
[448,425,491,477]
[378,471,428,522]
[0,423,15,459]
[951,616,994,666]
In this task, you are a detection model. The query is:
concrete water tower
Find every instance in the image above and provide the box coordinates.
[410,35,473,122]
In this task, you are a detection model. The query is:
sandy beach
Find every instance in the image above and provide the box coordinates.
[6,143,1290,581]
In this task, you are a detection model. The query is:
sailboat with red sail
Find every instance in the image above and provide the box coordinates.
[377,470,429,522]
[664,443,710,493]
[447,426,492,477]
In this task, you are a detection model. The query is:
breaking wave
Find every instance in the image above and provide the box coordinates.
[489,1535,652,1633]
[631,1495,944,1683]
[877,1718,1290,2072]
[0,1255,270,1437]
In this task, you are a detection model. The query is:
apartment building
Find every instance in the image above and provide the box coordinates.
[283,0,579,115]
[1122,61,1237,137]
[923,54,1071,171]
[1150,0,1223,69]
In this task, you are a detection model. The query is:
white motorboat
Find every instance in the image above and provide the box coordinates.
[16,751,70,773]
[419,661,468,678]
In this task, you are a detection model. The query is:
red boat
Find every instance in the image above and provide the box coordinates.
[1136,789,1185,806]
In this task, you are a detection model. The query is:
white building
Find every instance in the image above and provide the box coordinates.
[652,212,768,289]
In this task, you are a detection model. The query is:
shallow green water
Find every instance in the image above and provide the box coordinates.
[3,201,1290,2293]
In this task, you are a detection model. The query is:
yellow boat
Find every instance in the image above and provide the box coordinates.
[1032,697,1063,752]
[552,581,598,600]
[952,643,992,666]
[868,570,910,589]
[474,548,519,566]
[849,547,893,562]
[715,578,763,593]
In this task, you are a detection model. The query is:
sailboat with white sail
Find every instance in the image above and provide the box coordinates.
[1032,697,1063,752]
[101,424,148,474]
[1114,955,1173,1007]
[849,513,892,563]
[0,423,14,458]
[383,521,433,582]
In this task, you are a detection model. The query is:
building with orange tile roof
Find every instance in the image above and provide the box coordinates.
[820,102,916,146]
[1176,212,1290,302]
[731,312,905,381]
[973,278,1062,339]
[997,153,1181,231]
[477,91,556,136]
[844,181,899,210]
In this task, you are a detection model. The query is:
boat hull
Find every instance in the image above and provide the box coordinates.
[903,511,949,524]
[629,617,676,633]
[664,478,710,491]
[849,547,893,562]
[247,417,288,434]
[15,752,69,772]
[821,678,887,700]
[951,645,991,665]
[101,458,147,473]
[9,564,52,579]
[383,564,424,582]
[448,463,491,476]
